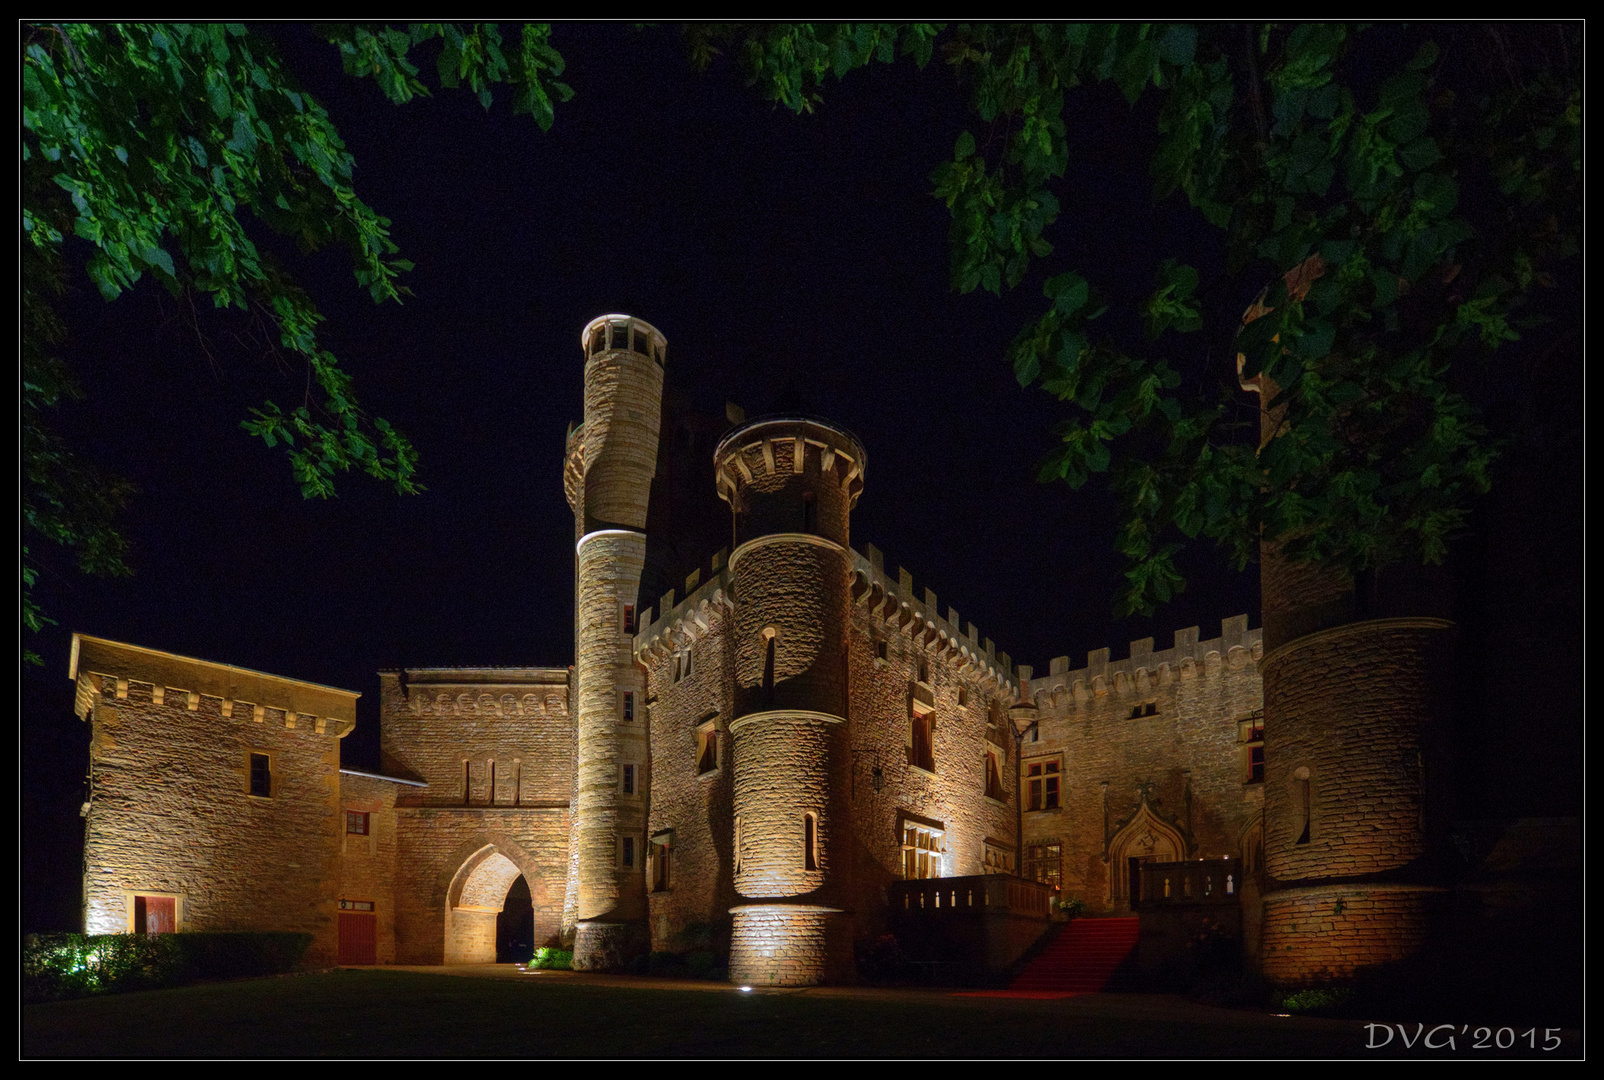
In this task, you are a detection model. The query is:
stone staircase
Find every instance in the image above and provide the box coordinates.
[1005,916,1141,994]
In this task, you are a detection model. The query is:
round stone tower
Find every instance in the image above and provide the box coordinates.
[1245,369,1455,986]
[714,416,865,986]
[565,315,666,971]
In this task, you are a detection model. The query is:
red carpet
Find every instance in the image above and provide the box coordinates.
[957,917,1140,998]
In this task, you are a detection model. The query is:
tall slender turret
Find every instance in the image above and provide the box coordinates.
[715,417,865,986]
[564,315,666,971]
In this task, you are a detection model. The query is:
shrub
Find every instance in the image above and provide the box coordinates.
[1281,986,1356,1015]
[23,932,311,1003]
[529,947,572,970]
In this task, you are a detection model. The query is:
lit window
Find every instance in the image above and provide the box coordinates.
[1025,842,1063,889]
[249,753,271,798]
[1240,712,1265,784]
[345,810,370,836]
[901,821,945,879]
[1026,758,1061,811]
[696,722,718,775]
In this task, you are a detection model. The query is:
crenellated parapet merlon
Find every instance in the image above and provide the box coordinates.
[713,417,866,508]
[848,542,1018,697]
[1023,616,1263,709]
[633,550,735,663]
[69,633,358,737]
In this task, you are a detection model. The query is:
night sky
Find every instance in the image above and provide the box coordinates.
[22,25,1577,933]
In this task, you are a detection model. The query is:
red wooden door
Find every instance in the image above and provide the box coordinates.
[134,895,175,935]
[338,911,377,964]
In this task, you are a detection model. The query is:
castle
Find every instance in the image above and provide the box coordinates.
[74,313,1533,989]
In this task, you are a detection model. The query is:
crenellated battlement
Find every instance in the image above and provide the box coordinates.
[848,542,1019,696]
[633,547,734,662]
[1023,615,1262,709]
[69,633,357,737]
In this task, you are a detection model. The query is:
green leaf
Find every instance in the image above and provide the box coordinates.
[1044,272,1089,316]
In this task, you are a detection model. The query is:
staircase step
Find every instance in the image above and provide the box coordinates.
[1007,917,1140,994]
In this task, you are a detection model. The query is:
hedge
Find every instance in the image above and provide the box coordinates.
[23,931,312,1003]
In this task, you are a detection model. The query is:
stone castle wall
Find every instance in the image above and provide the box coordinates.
[378,669,574,963]
[74,636,356,967]
[640,586,738,950]
[1024,618,1265,911]
[336,772,402,963]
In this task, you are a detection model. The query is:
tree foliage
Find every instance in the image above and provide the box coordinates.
[703,22,1580,615]
[21,22,572,659]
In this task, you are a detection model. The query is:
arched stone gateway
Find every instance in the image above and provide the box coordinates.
[1107,800,1188,910]
[446,846,530,964]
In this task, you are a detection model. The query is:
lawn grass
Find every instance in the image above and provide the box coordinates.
[22,968,1382,1058]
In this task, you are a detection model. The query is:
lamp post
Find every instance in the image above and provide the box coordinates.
[1007,696,1040,882]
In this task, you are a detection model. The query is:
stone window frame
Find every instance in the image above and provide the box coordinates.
[1292,765,1314,844]
[1024,753,1063,813]
[123,890,184,935]
[621,762,637,797]
[345,809,370,836]
[245,749,275,799]
[908,697,936,776]
[695,717,720,777]
[1024,840,1064,889]
[620,834,637,870]
[874,638,889,666]
[649,830,674,892]
[621,603,635,635]
[983,747,1006,804]
[622,690,635,722]
[759,626,778,701]
[343,808,377,856]
[1238,711,1265,784]
[899,815,946,880]
[1129,701,1159,719]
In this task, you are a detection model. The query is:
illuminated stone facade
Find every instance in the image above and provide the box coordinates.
[82,311,1478,990]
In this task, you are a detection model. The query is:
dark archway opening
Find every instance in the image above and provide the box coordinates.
[496,875,534,963]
